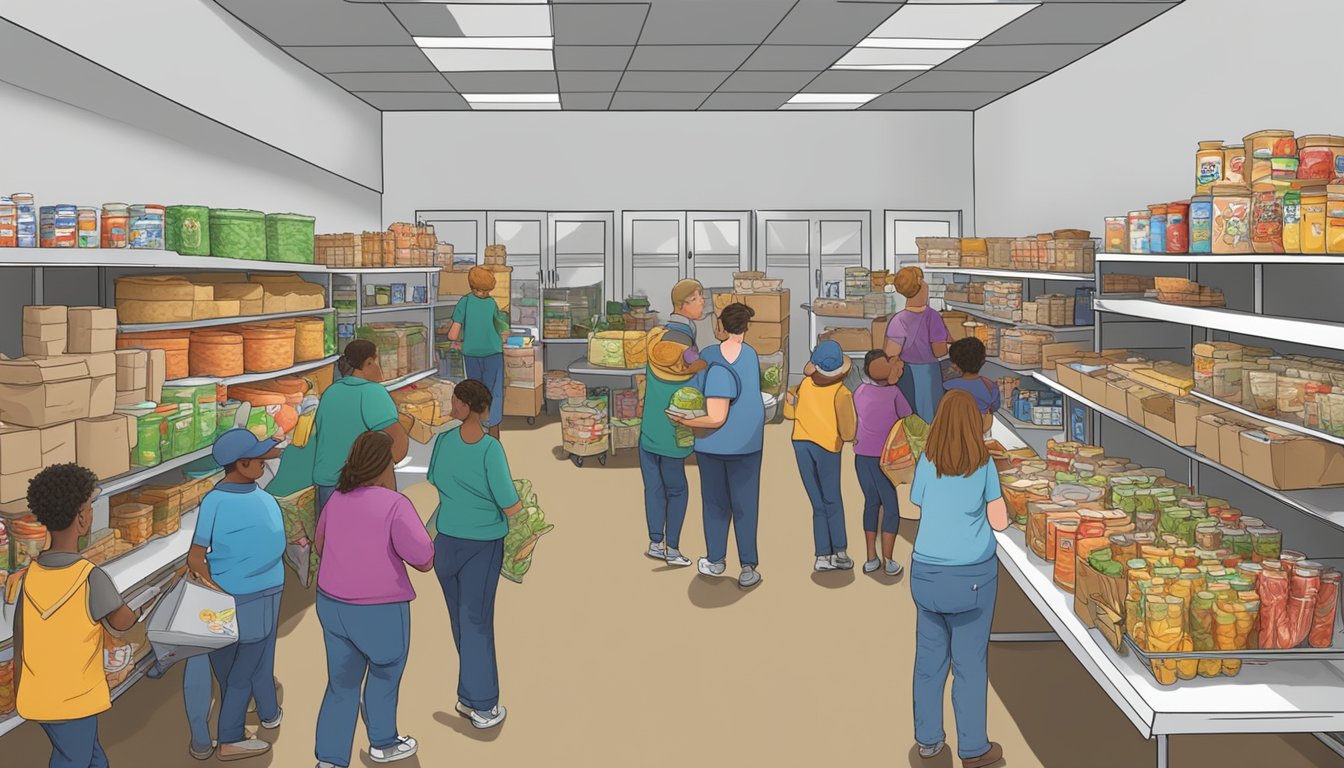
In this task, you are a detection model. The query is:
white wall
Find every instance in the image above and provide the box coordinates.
[973,0,1343,235]
[381,110,975,242]
[0,0,382,189]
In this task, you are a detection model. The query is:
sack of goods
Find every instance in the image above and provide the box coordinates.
[879,414,929,486]
[588,330,647,369]
[275,485,318,588]
[502,479,553,583]
[146,578,239,671]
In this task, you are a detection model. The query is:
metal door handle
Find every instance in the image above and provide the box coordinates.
[687,250,693,262]
[815,269,822,290]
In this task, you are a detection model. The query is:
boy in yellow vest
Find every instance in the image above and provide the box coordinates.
[15,463,139,768]
[784,340,858,572]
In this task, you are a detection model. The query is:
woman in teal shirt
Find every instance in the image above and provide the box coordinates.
[907,389,1009,768]
[448,267,508,438]
[312,340,409,514]
[427,379,521,730]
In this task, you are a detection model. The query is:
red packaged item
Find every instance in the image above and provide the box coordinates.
[1291,562,1323,599]
[1310,571,1341,648]
[1258,569,1289,649]
[1285,595,1316,648]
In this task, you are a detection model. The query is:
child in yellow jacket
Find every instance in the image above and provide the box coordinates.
[784,340,857,571]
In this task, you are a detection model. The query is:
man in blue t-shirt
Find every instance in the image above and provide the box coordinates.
[186,429,287,761]
[943,338,1000,435]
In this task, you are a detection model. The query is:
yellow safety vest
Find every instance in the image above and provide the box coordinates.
[17,559,112,721]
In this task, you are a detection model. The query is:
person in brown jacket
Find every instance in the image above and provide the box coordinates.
[783,339,858,572]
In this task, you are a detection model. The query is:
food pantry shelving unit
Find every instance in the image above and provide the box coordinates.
[978,250,1344,766]
[0,246,442,738]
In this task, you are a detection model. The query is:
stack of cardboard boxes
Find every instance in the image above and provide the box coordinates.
[712,288,790,356]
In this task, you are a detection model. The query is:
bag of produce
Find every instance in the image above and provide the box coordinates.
[666,387,706,449]
[879,414,929,486]
[502,478,554,584]
[274,485,318,588]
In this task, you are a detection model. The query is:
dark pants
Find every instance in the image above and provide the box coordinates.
[855,454,901,534]
[465,354,505,428]
[911,557,997,759]
[315,594,411,767]
[898,361,945,424]
[793,441,846,557]
[38,716,107,768]
[639,448,689,549]
[210,589,282,744]
[434,535,504,711]
[698,451,763,567]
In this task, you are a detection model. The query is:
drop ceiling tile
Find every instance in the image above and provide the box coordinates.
[939,43,1100,72]
[328,72,457,92]
[765,0,901,45]
[802,70,923,94]
[560,92,615,111]
[627,45,756,72]
[285,46,434,73]
[354,92,471,111]
[862,92,1002,111]
[389,4,552,37]
[558,71,624,92]
[896,70,1045,93]
[717,70,820,93]
[421,48,555,72]
[554,45,634,71]
[552,3,648,46]
[741,45,851,72]
[700,92,793,111]
[636,1,794,45]
[443,71,560,94]
[215,0,411,46]
[610,91,712,110]
[979,2,1178,45]
[618,71,732,92]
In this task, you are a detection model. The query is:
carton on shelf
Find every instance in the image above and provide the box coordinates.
[439,269,471,297]
[819,327,873,353]
[1239,428,1344,490]
[503,383,543,418]
[23,305,69,357]
[75,416,131,480]
[941,311,970,341]
[1125,385,1163,425]
[68,307,118,354]
[1105,377,1136,415]
[40,422,76,467]
[0,356,93,428]
[712,289,791,324]
[1081,371,1121,407]
[0,426,42,503]
[116,349,149,392]
[396,413,434,445]
[712,318,785,355]
[146,348,167,403]
[1218,413,1265,475]
[1196,413,1224,464]
[1141,395,1181,444]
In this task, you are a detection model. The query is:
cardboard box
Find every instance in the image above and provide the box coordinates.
[871,315,892,349]
[116,387,150,407]
[713,290,790,324]
[1126,385,1162,424]
[72,352,116,379]
[22,320,67,342]
[1106,378,1135,415]
[1081,371,1119,407]
[67,307,118,354]
[40,422,76,467]
[1240,428,1344,490]
[397,413,434,445]
[503,384,543,418]
[1196,414,1224,463]
[146,348,166,403]
[1142,395,1179,443]
[24,305,68,325]
[0,356,89,385]
[116,349,149,391]
[0,426,42,475]
[819,327,873,353]
[439,269,472,297]
[1042,341,1089,367]
[75,416,131,480]
[90,375,116,418]
[1173,399,1210,448]
[0,378,93,428]
[22,336,66,357]
[713,318,785,354]
[0,466,40,504]
[1219,415,1263,475]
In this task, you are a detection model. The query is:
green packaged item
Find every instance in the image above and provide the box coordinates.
[165,205,211,256]
[217,401,241,435]
[162,381,219,449]
[1054,472,1078,485]
[668,387,705,448]
[1248,527,1282,560]
[265,213,315,264]
[167,407,195,458]
[210,209,266,260]
[246,406,275,441]
[323,313,337,357]
[135,412,164,467]
[501,478,554,584]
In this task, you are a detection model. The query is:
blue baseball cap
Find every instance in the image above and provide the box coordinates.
[212,428,281,466]
[808,340,850,377]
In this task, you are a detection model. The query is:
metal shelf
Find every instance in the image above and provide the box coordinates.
[103,510,199,593]
[0,247,332,273]
[344,303,433,316]
[918,265,1094,282]
[568,357,643,377]
[327,266,441,274]
[1189,390,1344,447]
[118,307,334,334]
[984,356,1040,373]
[1092,297,1344,350]
[1097,252,1344,265]
[164,355,339,388]
[943,300,1093,336]
[99,448,213,498]
[802,304,879,327]
[383,368,437,391]
[998,409,1061,432]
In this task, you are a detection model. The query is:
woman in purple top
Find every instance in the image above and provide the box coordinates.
[313,430,434,768]
[853,350,914,576]
[885,266,952,423]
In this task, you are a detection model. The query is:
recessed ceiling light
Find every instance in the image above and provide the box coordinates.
[462,93,559,103]
[414,36,553,49]
[438,4,552,37]
[858,37,977,49]
[869,3,1038,40]
[470,103,562,110]
[787,93,878,105]
[422,48,554,72]
[832,63,934,71]
[832,48,957,69]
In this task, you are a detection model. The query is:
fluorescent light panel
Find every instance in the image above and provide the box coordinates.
[858,37,976,49]
[787,93,878,105]
[414,36,553,49]
[869,3,1037,40]
[421,48,554,72]
[832,48,957,69]
[439,4,551,37]
[470,103,561,110]
[462,93,558,103]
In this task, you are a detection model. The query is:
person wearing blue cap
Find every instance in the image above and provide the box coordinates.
[186,428,287,762]
[783,340,857,572]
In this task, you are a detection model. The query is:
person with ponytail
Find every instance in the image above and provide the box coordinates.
[313,430,433,768]
[311,339,409,515]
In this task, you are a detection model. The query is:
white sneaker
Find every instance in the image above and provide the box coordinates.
[468,705,507,730]
[738,566,762,589]
[918,739,946,759]
[665,548,692,567]
[369,735,418,763]
[886,560,904,577]
[646,541,667,560]
[697,557,726,577]
[217,739,271,761]
[260,706,283,729]
[863,558,882,573]
[317,762,340,768]
[815,556,838,572]
[832,553,855,571]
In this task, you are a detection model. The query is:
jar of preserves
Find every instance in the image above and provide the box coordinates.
[1239,515,1265,529]
[1280,549,1306,564]
[11,192,36,248]
[1127,210,1150,254]
[1302,185,1328,254]
[1189,195,1213,254]
[128,204,165,250]
[102,203,130,248]
[1223,144,1246,184]
[1195,521,1223,550]
[1237,561,1263,587]
[1211,183,1253,254]
[1248,526,1282,562]
[11,516,48,568]
[0,197,15,248]
[1221,527,1251,558]
[1104,216,1127,253]
[1148,204,1168,254]
[1195,140,1225,193]
[1165,200,1190,253]
[77,207,99,248]
[39,204,77,248]
[1251,181,1285,254]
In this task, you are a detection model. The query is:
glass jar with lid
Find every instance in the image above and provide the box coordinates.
[1247,526,1282,562]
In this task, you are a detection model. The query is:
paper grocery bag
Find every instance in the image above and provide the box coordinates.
[147,578,238,670]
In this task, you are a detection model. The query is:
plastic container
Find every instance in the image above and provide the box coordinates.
[1211,183,1253,254]
[1251,182,1285,254]
[110,502,153,546]
[12,193,36,248]
[1223,144,1245,184]
[265,213,316,264]
[1189,195,1213,254]
[11,517,47,568]
[128,204,165,249]
[162,380,222,449]
[1147,204,1168,254]
[77,207,99,248]
[210,209,267,260]
[0,198,16,248]
[240,324,297,372]
[1127,210,1150,254]
[101,203,130,248]
[165,205,211,256]
[291,318,326,362]
[1301,186,1328,254]
[1282,187,1303,253]
[189,330,244,377]
[1164,200,1189,254]
[117,331,191,380]
[1196,140,1224,193]
[1329,183,1344,255]
[1297,135,1344,179]
[1104,216,1126,253]
[134,412,164,467]
[39,204,77,248]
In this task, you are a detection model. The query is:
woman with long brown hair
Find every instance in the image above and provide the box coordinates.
[907,389,1009,768]
[313,431,434,768]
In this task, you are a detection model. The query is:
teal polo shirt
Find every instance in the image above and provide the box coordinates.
[311,376,399,487]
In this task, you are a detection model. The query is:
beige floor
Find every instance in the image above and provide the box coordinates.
[7,418,1342,767]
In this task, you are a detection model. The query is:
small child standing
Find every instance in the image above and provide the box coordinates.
[784,340,857,572]
[943,337,1000,435]
[853,351,914,576]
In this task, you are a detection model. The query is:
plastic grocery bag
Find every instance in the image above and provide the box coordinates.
[880,414,929,486]
[275,486,318,587]
[502,478,554,584]
[147,578,238,670]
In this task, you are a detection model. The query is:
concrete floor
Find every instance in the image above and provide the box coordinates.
[6,417,1342,767]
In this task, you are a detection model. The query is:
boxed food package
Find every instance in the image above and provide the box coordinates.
[68,308,118,354]
[819,327,871,353]
[1196,413,1225,463]
[23,305,68,357]
[0,427,42,503]
[0,356,92,428]
[1240,428,1344,490]
[712,289,791,323]
[116,349,149,391]
[1081,370,1121,407]
[503,384,543,418]
[1125,385,1164,424]
[712,319,785,355]
[39,422,76,467]
[439,269,472,297]
[1218,412,1265,474]
[116,275,212,303]
[1113,360,1195,397]
[76,416,131,480]
[397,413,434,445]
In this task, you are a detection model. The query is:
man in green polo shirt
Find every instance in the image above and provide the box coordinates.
[311,339,408,513]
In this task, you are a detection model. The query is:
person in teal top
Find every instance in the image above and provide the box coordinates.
[448,266,508,438]
[427,379,521,731]
[311,339,408,515]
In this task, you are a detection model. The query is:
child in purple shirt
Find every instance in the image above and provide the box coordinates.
[943,337,1000,435]
[853,350,914,576]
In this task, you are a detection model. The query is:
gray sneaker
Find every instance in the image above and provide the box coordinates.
[832,553,855,571]
[646,541,667,560]
[665,548,692,567]
[217,739,271,762]
[738,566,762,589]
[697,557,726,577]
[918,739,946,759]
[863,558,882,573]
[886,559,904,577]
[369,735,418,763]
[190,741,217,761]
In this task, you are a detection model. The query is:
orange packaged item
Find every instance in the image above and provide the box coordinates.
[117,330,190,381]
[189,330,244,377]
[239,324,297,373]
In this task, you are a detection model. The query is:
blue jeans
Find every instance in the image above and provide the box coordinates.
[855,454,900,535]
[465,354,504,427]
[210,588,282,744]
[697,451,763,567]
[434,535,504,711]
[898,361,945,424]
[793,441,846,557]
[148,653,216,754]
[38,715,108,768]
[639,448,689,549]
[910,557,997,759]
[317,485,337,519]
[315,594,411,767]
